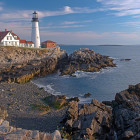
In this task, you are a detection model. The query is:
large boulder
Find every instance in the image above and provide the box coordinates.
[113,83,140,140]
[60,48,115,75]
[43,95,67,109]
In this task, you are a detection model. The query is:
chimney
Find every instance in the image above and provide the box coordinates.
[11,30,12,33]
[5,29,7,32]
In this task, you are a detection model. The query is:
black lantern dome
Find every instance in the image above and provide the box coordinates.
[32,11,39,22]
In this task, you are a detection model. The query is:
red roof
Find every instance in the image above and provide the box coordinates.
[42,40,56,44]
[26,41,34,44]
[20,40,26,43]
[11,32,20,40]
[20,40,34,44]
[0,31,9,41]
[0,30,20,41]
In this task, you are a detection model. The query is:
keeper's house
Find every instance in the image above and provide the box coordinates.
[0,29,34,48]
[20,40,34,48]
[41,40,57,48]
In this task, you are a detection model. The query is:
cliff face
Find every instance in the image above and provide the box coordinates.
[0,46,67,83]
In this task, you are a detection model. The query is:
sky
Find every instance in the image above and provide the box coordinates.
[1,0,140,45]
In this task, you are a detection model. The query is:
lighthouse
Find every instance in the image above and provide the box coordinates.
[31,11,40,48]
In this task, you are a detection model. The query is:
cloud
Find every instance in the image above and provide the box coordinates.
[120,21,140,28]
[63,20,93,25]
[97,0,140,17]
[0,6,104,22]
[0,2,3,11]
[40,25,85,29]
[40,31,140,45]
[0,19,139,45]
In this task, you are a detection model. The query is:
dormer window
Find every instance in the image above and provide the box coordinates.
[14,36,17,39]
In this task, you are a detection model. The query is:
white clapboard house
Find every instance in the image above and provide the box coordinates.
[0,29,34,48]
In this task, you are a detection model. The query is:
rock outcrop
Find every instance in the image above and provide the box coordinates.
[113,84,140,140]
[61,83,140,140]
[60,48,115,75]
[62,100,113,140]
[0,46,67,83]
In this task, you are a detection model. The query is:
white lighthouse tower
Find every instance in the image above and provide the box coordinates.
[31,11,40,48]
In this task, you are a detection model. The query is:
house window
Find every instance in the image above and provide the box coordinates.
[15,42,17,45]
[10,37,12,40]
[7,37,9,40]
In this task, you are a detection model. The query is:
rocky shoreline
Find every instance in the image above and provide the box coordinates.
[61,84,140,140]
[0,47,115,83]
[0,46,139,140]
[0,82,139,140]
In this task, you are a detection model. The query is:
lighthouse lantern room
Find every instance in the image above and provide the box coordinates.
[31,11,40,48]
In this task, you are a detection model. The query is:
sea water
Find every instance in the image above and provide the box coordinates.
[32,45,140,103]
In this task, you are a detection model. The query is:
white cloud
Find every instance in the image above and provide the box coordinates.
[63,20,92,25]
[0,2,3,11]
[40,25,85,29]
[120,21,140,28]
[97,0,140,17]
[40,31,140,45]
[0,19,139,45]
[0,6,104,22]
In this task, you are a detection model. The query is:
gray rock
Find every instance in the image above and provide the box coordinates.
[60,48,116,75]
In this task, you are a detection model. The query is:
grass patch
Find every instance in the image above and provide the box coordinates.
[43,96,68,110]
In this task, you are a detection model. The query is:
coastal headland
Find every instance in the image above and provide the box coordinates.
[0,46,139,140]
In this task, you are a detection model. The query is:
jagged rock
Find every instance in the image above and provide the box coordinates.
[113,83,140,140]
[60,48,116,75]
[62,100,113,139]
[68,97,80,102]
[52,130,62,140]
[84,93,91,98]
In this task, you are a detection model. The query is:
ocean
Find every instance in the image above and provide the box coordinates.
[32,45,140,103]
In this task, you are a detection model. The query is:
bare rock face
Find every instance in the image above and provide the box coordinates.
[60,48,116,75]
[0,46,67,83]
[113,83,140,140]
[62,100,113,140]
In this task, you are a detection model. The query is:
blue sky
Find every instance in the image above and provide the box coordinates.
[1,0,140,45]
